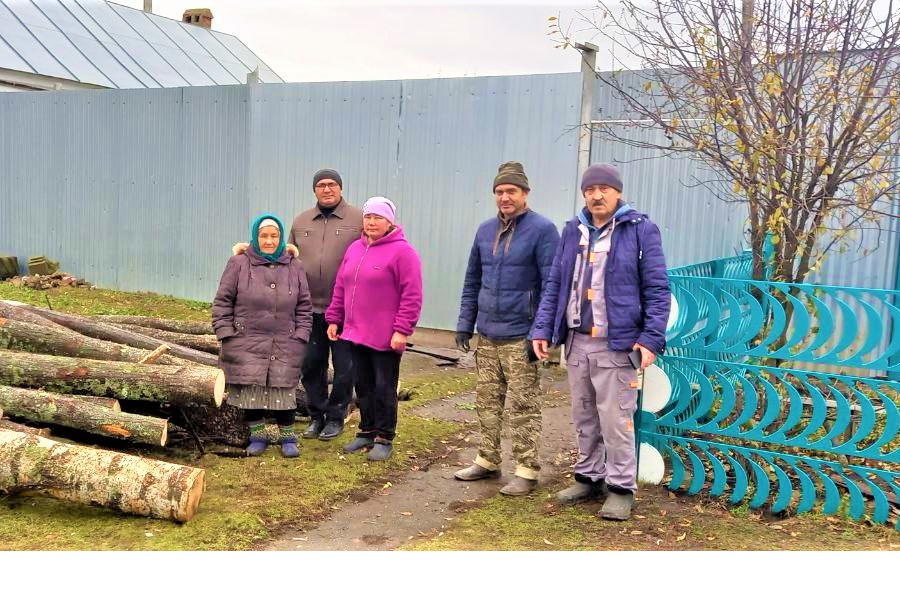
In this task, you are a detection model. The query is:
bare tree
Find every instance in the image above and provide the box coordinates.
[552,0,900,283]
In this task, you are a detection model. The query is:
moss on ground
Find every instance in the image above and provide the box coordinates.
[0,403,460,550]
[0,283,210,322]
[0,284,473,550]
[403,485,900,551]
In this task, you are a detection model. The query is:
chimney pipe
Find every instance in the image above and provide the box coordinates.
[143,1,152,13]
[182,8,213,29]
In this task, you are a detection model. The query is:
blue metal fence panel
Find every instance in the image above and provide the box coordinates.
[0,71,896,331]
[394,73,582,329]
[591,72,900,290]
[0,74,583,329]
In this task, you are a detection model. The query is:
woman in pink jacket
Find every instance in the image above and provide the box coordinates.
[326,197,423,461]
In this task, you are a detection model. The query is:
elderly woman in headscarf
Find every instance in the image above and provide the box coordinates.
[212,214,313,457]
[325,197,423,461]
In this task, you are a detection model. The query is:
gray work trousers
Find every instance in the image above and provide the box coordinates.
[565,332,639,492]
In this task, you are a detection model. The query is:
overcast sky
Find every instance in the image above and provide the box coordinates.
[122,0,616,82]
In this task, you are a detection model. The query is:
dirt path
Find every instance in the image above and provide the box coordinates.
[265,374,576,551]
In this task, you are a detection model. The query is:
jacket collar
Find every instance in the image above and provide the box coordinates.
[577,202,634,232]
[246,245,291,265]
[497,207,531,226]
[364,224,406,247]
[314,198,348,220]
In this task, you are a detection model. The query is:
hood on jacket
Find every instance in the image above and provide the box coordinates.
[577,202,635,232]
[363,224,408,247]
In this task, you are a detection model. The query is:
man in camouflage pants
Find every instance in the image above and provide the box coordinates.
[454,161,560,495]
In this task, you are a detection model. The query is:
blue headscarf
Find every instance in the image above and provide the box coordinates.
[250,213,286,262]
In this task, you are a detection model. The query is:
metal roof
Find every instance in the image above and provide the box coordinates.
[0,0,282,88]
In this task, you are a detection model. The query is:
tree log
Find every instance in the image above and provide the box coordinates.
[7,303,218,367]
[0,385,165,445]
[114,324,219,355]
[74,396,121,412]
[0,300,70,332]
[0,419,50,437]
[95,315,214,336]
[0,316,185,366]
[0,350,224,407]
[0,430,204,522]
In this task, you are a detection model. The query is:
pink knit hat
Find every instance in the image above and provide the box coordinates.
[362,196,396,223]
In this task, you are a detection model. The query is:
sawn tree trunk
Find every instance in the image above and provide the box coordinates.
[0,385,168,446]
[0,350,224,406]
[0,430,205,522]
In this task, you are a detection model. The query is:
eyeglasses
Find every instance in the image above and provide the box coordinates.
[315,182,340,190]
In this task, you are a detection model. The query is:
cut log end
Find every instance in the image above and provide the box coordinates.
[214,370,225,408]
[176,468,206,523]
[160,423,168,447]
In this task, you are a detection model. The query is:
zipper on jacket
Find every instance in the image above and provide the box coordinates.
[346,244,370,332]
[319,215,328,285]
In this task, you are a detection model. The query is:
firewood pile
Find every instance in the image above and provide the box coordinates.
[5,272,93,290]
[0,300,232,522]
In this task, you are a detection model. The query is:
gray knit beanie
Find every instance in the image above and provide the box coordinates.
[493,161,530,192]
[581,163,623,193]
[312,168,343,189]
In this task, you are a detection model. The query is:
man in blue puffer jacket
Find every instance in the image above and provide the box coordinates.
[530,163,670,520]
[454,161,560,496]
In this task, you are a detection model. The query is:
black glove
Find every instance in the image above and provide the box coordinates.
[455,332,472,353]
[525,339,539,363]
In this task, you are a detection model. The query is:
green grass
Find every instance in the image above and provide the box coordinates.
[0,282,211,321]
[0,397,461,550]
[403,486,900,551]
[0,283,475,550]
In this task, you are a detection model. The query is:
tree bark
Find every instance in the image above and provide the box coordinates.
[0,300,71,332]
[95,315,214,336]
[76,396,121,412]
[0,350,224,407]
[0,419,50,437]
[0,430,205,522]
[0,316,185,366]
[0,385,166,445]
[114,323,219,355]
[8,303,218,367]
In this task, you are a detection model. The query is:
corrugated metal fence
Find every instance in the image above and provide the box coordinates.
[0,73,897,330]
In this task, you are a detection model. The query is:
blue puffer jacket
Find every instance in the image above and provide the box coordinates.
[529,207,671,355]
[456,209,560,340]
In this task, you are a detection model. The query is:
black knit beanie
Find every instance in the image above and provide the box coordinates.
[493,161,530,192]
[312,168,342,189]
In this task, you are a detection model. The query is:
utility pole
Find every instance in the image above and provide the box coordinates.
[575,41,598,211]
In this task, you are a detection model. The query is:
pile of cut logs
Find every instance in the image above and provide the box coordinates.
[0,300,229,522]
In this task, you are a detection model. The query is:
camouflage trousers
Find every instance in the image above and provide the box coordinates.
[473,337,541,479]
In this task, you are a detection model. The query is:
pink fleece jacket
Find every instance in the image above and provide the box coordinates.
[325,225,423,352]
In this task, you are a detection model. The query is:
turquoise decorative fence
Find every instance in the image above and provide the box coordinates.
[638,252,900,529]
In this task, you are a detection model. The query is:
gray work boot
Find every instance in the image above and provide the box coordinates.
[557,478,606,504]
[499,476,538,496]
[600,491,634,520]
[454,463,500,481]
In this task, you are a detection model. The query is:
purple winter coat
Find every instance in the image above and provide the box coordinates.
[212,247,314,387]
[325,226,423,353]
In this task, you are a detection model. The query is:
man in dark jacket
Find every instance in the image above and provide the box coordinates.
[530,163,670,521]
[289,169,363,441]
[453,161,560,496]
